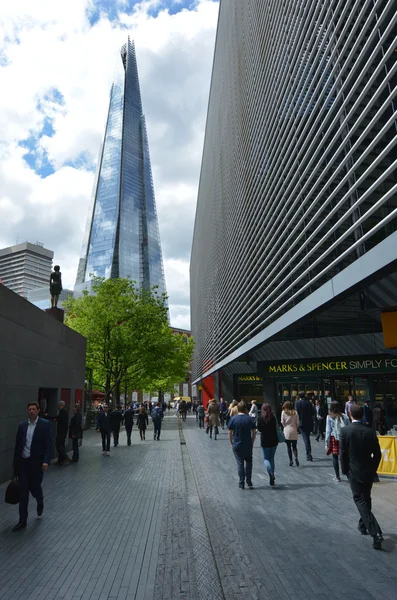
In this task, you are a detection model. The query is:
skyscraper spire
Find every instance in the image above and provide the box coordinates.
[75,38,167,298]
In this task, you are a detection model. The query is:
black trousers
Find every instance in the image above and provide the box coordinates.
[72,437,79,461]
[18,457,44,523]
[101,431,111,451]
[125,426,132,445]
[286,440,298,462]
[153,423,161,440]
[55,434,68,462]
[113,428,120,446]
[299,427,312,458]
[349,479,382,537]
[198,416,204,428]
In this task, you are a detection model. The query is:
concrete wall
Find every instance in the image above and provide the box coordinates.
[0,285,86,483]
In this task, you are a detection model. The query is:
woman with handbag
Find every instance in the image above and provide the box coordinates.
[257,403,279,486]
[281,401,299,467]
[325,401,349,482]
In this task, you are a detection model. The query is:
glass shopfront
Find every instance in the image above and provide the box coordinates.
[258,355,397,427]
[235,374,263,404]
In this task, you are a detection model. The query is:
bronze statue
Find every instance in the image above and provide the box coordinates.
[50,265,62,308]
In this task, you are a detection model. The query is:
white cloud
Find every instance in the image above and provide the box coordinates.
[0,0,219,329]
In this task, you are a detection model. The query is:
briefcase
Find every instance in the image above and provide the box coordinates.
[5,476,20,505]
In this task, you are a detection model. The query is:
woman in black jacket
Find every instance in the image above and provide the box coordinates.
[69,404,83,462]
[257,403,278,486]
[136,406,149,440]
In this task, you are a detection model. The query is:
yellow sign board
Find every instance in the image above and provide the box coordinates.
[377,436,397,475]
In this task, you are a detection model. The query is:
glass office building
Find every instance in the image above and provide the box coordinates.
[76,38,167,298]
[191,0,397,422]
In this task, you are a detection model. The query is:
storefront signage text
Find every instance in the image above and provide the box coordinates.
[259,356,397,377]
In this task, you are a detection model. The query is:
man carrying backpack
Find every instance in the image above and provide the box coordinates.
[197,403,205,429]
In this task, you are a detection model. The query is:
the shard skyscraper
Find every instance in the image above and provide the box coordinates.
[75,38,167,298]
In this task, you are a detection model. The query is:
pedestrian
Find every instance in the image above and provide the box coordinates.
[69,404,83,462]
[228,400,256,489]
[340,404,383,549]
[249,400,258,426]
[295,391,315,461]
[219,397,227,429]
[197,403,205,428]
[151,402,163,440]
[373,402,387,435]
[179,400,188,422]
[344,394,356,421]
[96,403,111,455]
[12,402,52,531]
[363,400,373,428]
[207,398,220,440]
[325,401,350,482]
[229,399,238,418]
[257,403,279,486]
[124,404,134,446]
[52,400,70,465]
[314,399,326,441]
[281,401,299,466]
[110,406,123,447]
[136,406,149,440]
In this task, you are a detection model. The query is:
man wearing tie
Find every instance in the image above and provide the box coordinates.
[12,402,52,532]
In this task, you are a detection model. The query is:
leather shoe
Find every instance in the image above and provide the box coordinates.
[238,483,245,489]
[358,526,368,535]
[12,522,27,532]
[373,535,383,550]
[37,502,44,516]
[246,479,253,488]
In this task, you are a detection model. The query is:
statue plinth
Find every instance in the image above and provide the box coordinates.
[45,307,64,323]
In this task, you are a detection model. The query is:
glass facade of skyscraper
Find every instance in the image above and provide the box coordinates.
[190,0,397,413]
[76,38,167,298]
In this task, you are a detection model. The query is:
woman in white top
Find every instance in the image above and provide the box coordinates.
[325,401,350,482]
[249,400,258,425]
[281,401,300,466]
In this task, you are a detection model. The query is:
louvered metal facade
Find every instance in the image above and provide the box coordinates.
[191,0,397,382]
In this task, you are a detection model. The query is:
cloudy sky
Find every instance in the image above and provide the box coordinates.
[0,0,219,328]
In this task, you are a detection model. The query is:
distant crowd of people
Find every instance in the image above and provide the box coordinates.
[11,392,387,549]
[186,392,386,551]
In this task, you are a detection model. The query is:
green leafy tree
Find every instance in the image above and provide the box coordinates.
[64,277,194,403]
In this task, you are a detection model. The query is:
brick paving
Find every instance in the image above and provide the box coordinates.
[0,413,396,600]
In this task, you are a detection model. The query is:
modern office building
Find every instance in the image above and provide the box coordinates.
[0,242,53,299]
[75,37,167,299]
[191,0,397,423]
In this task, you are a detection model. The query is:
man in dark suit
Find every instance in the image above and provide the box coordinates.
[109,406,123,447]
[96,404,111,455]
[363,400,373,427]
[50,400,69,464]
[295,391,315,461]
[124,405,134,446]
[340,404,383,549]
[12,402,52,531]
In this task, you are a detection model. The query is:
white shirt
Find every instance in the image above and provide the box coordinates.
[22,417,39,458]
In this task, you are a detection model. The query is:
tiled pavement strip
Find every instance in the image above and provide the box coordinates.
[0,414,396,600]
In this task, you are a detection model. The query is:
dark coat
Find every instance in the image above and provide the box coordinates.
[363,404,373,427]
[124,409,134,428]
[109,410,123,431]
[296,398,315,430]
[340,422,381,483]
[96,411,111,433]
[56,407,69,438]
[136,412,149,430]
[13,418,52,469]
[257,414,278,448]
[69,412,83,439]
[373,407,387,435]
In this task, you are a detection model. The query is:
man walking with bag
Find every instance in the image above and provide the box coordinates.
[12,402,52,531]
[151,402,164,440]
[296,391,315,461]
[228,401,257,489]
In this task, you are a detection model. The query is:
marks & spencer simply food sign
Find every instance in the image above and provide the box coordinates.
[258,356,397,377]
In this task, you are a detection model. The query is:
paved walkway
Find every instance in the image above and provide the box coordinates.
[1,414,396,600]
